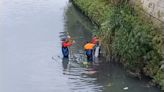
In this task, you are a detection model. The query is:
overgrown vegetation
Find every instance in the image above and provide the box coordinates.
[72,0,163,89]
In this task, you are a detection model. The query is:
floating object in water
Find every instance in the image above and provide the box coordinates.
[107,83,112,87]
[143,84,151,88]
[123,87,128,90]
[83,61,88,65]
[84,70,97,75]
[82,61,90,68]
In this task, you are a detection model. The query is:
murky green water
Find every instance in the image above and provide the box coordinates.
[0,0,161,92]
[63,3,162,92]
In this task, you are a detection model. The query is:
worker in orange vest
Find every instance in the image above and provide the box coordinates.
[84,41,96,63]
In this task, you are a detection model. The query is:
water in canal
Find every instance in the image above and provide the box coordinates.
[0,0,161,92]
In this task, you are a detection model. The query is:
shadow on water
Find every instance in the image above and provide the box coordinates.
[61,2,162,92]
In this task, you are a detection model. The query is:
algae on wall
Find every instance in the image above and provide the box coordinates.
[72,0,164,90]
[130,0,164,67]
[130,0,164,22]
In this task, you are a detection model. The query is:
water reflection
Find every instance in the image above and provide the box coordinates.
[62,57,69,71]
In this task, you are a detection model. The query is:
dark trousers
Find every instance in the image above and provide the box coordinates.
[62,47,69,58]
[62,57,69,70]
[87,55,93,62]
[86,50,93,62]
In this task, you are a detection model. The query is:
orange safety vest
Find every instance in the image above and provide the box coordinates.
[84,43,95,50]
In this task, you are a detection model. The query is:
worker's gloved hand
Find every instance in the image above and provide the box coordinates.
[67,35,71,39]
[72,40,75,43]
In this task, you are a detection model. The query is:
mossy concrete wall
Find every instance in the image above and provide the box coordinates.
[131,0,164,23]
[131,0,164,63]
[131,0,164,90]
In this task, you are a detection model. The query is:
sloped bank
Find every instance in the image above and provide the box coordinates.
[72,0,164,90]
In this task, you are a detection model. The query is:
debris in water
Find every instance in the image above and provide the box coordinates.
[123,87,128,90]
[82,70,97,75]
[83,61,88,65]
[143,84,151,88]
[107,83,112,87]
